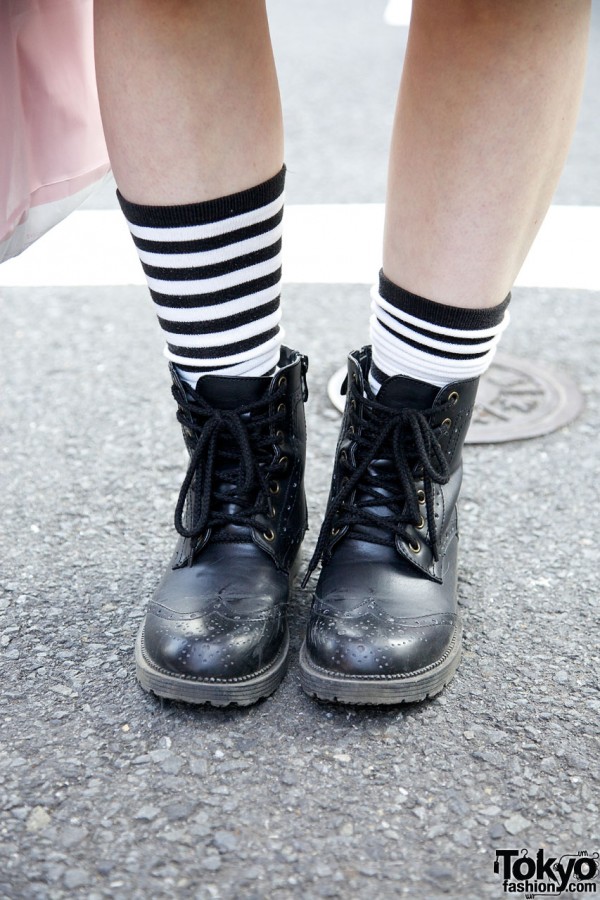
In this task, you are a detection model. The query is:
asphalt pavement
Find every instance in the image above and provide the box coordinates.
[1,2,599,898]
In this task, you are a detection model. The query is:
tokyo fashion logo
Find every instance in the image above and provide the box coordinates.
[494,849,598,895]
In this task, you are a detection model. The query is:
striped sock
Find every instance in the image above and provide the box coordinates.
[369,271,511,392]
[118,167,285,387]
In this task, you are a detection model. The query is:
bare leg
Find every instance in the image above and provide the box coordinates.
[94,0,282,204]
[94,0,286,383]
[94,3,304,707]
[300,0,592,706]
[383,0,591,308]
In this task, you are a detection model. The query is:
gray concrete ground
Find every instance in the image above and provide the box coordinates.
[1,2,599,898]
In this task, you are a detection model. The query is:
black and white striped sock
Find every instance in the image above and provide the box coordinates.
[118,168,285,386]
[369,271,510,391]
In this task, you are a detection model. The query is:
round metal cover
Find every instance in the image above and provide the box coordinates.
[326,353,584,444]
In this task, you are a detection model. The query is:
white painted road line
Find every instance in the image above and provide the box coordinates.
[384,0,412,27]
[0,204,598,290]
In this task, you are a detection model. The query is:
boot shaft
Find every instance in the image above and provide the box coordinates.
[170,346,308,573]
[306,346,479,585]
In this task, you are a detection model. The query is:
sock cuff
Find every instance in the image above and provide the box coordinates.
[379,270,510,331]
[117,166,286,228]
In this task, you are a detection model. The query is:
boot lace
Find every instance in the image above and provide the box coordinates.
[172,378,287,542]
[304,378,452,585]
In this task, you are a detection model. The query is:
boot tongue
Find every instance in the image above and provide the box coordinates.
[349,374,438,545]
[191,372,273,544]
[375,374,439,411]
[194,373,271,410]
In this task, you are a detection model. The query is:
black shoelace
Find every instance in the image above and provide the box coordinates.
[303,379,452,586]
[172,379,287,543]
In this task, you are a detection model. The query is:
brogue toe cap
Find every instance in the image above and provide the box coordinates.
[305,600,459,678]
[140,541,290,681]
[141,601,285,681]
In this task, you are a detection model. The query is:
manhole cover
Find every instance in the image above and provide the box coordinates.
[326,353,584,444]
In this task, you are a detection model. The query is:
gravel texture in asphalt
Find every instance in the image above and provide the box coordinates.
[2,0,600,895]
[0,285,598,899]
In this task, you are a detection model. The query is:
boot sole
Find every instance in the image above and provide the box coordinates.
[135,626,290,707]
[298,623,462,705]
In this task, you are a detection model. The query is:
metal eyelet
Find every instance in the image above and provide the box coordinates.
[416,516,425,530]
[269,481,280,495]
[448,391,459,405]
[409,540,421,553]
[276,429,285,442]
[340,450,347,462]
[278,455,288,470]
[351,399,357,411]
[277,402,286,415]
[331,526,340,536]
[352,372,357,383]
[278,375,287,389]
[417,489,426,505]
[348,425,355,435]
[263,529,276,542]
[442,418,452,428]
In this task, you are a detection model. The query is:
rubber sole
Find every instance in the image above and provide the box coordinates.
[135,626,290,707]
[298,623,462,705]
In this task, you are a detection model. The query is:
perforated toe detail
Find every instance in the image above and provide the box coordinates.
[142,607,284,681]
[306,600,458,679]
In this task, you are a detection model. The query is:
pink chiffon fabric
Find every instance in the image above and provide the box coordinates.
[0,0,109,261]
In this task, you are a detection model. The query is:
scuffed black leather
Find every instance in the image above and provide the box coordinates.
[304,346,478,680]
[141,347,308,682]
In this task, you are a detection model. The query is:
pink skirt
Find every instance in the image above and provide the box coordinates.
[0,0,110,262]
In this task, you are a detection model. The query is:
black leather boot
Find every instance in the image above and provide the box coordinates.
[300,346,478,704]
[135,347,309,706]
